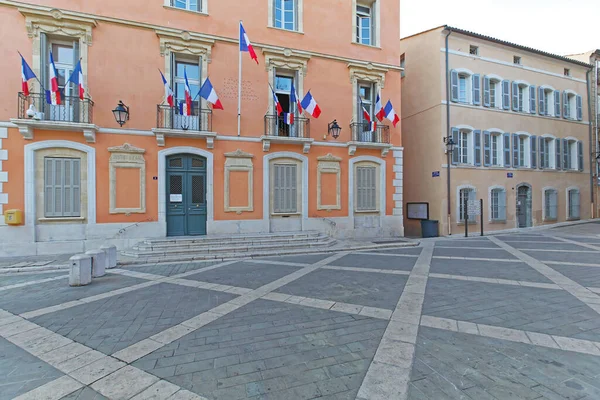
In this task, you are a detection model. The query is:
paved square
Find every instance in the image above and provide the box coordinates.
[332,253,417,271]
[361,247,423,256]
[122,261,224,277]
[523,249,600,264]
[546,264,600,288]
[429,258,552,283]
[434,239,499,248]
[0,272,67,288]
[185,262,302,289]
[257,253,335,264]
[433,247,517,259]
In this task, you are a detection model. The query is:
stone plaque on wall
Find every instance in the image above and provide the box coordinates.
[108,143,146,214]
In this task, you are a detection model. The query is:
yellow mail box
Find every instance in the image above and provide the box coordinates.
[4,209,23,225]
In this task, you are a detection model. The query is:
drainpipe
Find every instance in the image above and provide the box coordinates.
[595,60,599,218]
[444,27,452,235]
[587,68,594,218]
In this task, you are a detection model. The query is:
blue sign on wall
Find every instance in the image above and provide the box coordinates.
[507,173,514,178]
[432,171,440,177]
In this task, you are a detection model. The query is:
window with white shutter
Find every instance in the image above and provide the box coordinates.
[273,163,298,214]
[355,165,378,212]
[44,157,81,218]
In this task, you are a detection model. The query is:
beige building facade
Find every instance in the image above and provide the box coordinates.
[401,26,593,237]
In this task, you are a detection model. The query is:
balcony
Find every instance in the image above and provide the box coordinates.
[152,104,215,147]
[348,122,392,157]
[262,114,313,153]
[11,92,97,142]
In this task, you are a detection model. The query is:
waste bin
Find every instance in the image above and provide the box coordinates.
[420,220,439,238]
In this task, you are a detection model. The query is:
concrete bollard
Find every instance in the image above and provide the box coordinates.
[86,250,106,278]
[100,245,117,269]
[69,254,92,287]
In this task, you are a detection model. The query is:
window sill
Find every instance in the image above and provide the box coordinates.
[490,220,506,224]
[271,212,301,217]
[267,25,304,35]
[351,41,382,50]
[163,5,208,16]
[543,218,558,222]
[355,210,380,214]
[38,217,85,222]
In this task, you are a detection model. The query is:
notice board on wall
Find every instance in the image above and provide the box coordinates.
[406,202,429,220]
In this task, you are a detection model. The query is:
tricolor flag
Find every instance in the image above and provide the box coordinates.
[283,112,294,125]
[180,67,192,116]
[361,99,371,123]
[383,100,400,127]
[290,82,302,114]
[367,121,377,132]
[271,87,283,115]
[47,51,61,105]
[159,70,174,107]
[199,78,223,110]
[66,59,85,100]
[375,93,385,122]
[300,91,321,118]
[239,22,258,64]
[20,54,36,96]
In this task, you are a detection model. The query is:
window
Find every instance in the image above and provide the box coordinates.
[273,163,298,213]
[540,137,555,169]
[174,56,200,107]
[568,189,580,219]
[356,4,373,45]
[172,0,201,12]
[400,54,405,78]
[513,134,530,168]
[490,188,506,221]
[458,75,468,103]
[563,92,581,120]
[274,0,297,31]
[469,45,479,56]
[566,139,578,170]
[47,41,78,122]
[356,165,378,212]
[458,130,472,164]
[513,56,521,65]
[458,187,476,222]
[490,133,503,166]
[489,79,500,108]
[544,189,558,220]
[565,93,573,118]
[564,68,571,77]
[517,84,529,112]
[450,70,473,104]
[542,88,555,116]
[44,157,81,218]
[358,82,375,122]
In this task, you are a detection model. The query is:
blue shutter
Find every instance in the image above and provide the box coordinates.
[450,70,459,102]
[576,95,583,121]
[502,80,510,110]
[498,190,506,221]
[539,136,545,169]
[472,74,481,105]
[483,76,490,107]
[554,90,561,118]
[563,138,569,169]
[538,87,545,115]
[555,138,561,170]
[503,133,511,167]
[563,91,568,118]
[529,86,536,114]
[474,130,481,166]
[483,130,491,166]
[512,133,519,167]
[578,140,584,171]
[530,135,537,168]
[451,128,459,165]
[512,82,519,111]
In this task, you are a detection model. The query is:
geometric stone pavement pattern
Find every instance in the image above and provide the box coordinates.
[1,224,600,398]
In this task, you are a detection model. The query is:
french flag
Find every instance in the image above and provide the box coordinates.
[66,59,85,100]
[20,54,36,96]
[199,78,223,110]
[47,51,61,105]
[368,121,377,132]
[240,22,258,64]
[290,82,302,114]
[375,93,385,122]
[300,91,321,118]
[384,100,400,127]
[180,67,192,116]
[159,70,174,107]
[271,87,283,115]
[361,102,371,123]
[283,112,294,125]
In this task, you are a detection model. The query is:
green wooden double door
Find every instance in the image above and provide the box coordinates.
[166,154,207,236]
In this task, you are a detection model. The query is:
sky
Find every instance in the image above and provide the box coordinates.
[400,0,599,56]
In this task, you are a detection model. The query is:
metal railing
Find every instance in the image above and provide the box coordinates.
[264,114,310,138]
[350,122,390,144]
[156,104,212,132]
[18,92,94,124]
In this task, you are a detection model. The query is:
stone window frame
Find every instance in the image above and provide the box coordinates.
[351,0,381,47]
[263,48,311,113]
[317,153,342,211]
[268,0,304,33]
[224,149,254,214]
[348,62,388,123]
[108,144,146,215]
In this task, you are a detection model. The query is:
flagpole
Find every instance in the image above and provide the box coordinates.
[237,20,242,137]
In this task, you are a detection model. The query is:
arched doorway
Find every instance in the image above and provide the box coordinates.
[516,184,532,228]
[166,154,207,236]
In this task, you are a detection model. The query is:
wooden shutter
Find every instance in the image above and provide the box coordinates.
[578,140,584,172]
[512,82,519,111]
[554,90,561,118]
[451,128,459,165]
[539,136,545,169]
[563,91,568,118]
[472,74,481,105]
[530,135,537,168]
[498,190,506,221]
[563,139,569,169]
[483,131,491,167]
[483,76,490,107]
[44,158,80,218]
[356,166,377,211]
[538,87,545,115]
[44,158,55,217]
[503,133,511,167]
[450,70,458,102]
[273,164,298,214]
[576,95,583,121]
[555,138,561,170]
[474,130,481,166]
[529,85,536,114]
[550,190,557,219]
[512,133,519,167]
[502,80,510,110]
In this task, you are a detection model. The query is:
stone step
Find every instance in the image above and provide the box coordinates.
[140,231,323,246]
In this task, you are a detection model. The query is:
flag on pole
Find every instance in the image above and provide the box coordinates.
[367,121,377,132]
[383,100,400,127]
[179,67,192,116]
[20,54,36,96]
[375,92,385,121]
[271,87,283,115]
[66,59,85,100]
[46,51,61,105]
[360,99,371,123]
[290,82,302,114]
[239,22,258,64]
[283,112,294,125]
[199,78,224,110]
[300,91,321,118]
[159,70,174,107]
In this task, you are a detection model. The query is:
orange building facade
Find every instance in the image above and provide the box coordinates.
[0,0,403,255]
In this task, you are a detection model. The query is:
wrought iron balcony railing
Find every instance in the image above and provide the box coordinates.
[264,114,310,139]
[350,122,390,144]
[18,92,94,124]
[156,104,212,132]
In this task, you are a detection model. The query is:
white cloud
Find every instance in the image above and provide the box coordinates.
[401,0,600,56]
